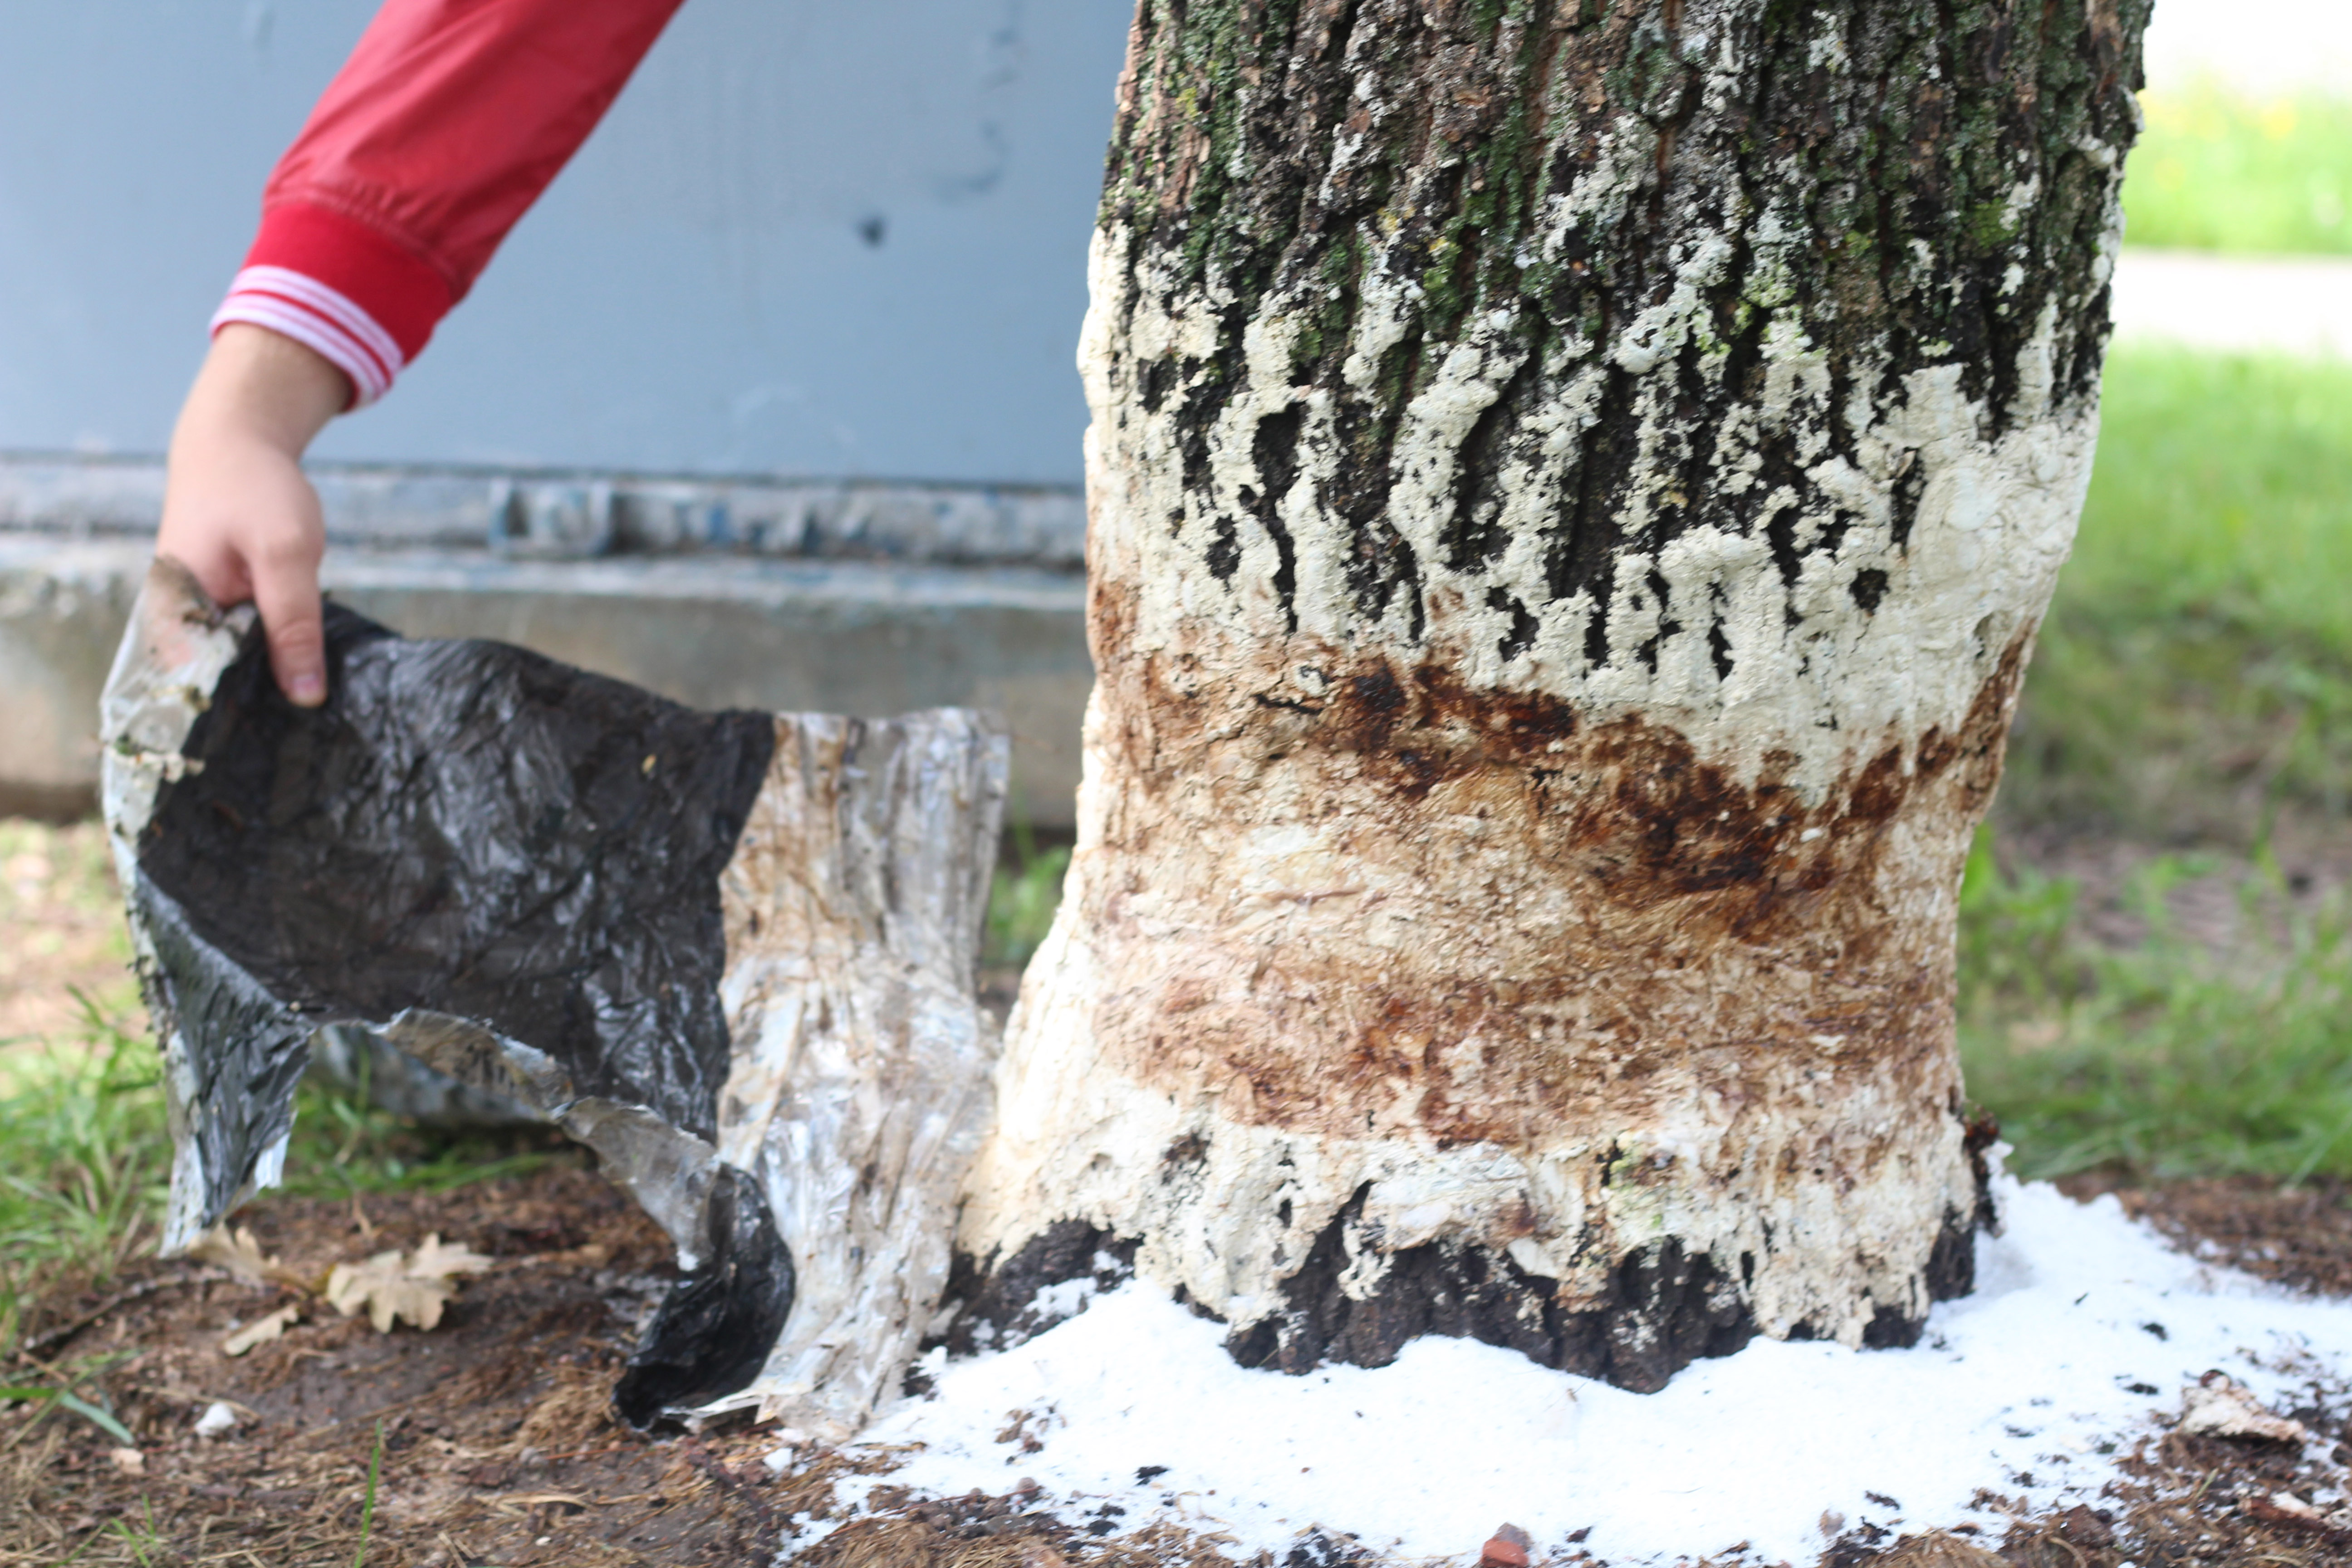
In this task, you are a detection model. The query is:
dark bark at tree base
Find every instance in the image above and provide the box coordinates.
[948,1156,1988,1392]
[939,1220,1143,1357]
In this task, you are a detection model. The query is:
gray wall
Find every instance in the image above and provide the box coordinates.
[0,0,1131,484]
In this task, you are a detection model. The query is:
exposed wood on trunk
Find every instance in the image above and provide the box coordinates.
[955,0,2149,1388]
[102,560,1009,1434]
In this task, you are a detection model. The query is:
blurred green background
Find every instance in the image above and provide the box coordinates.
[2125,87,2352,254]
[11,72,2352,1349]
[1961,77,2352,1186]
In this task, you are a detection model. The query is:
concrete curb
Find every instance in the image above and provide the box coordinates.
[0,457,1092,825]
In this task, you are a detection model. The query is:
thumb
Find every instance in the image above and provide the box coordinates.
[250,543,328,707]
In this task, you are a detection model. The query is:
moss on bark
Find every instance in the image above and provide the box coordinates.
[1099,0,2149,647]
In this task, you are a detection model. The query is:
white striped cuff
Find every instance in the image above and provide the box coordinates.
[210,265,406,406]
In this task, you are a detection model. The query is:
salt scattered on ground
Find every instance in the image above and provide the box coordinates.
[800,1171,2352,1566]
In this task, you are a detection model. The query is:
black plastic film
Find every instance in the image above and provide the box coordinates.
[137,604,775,1142]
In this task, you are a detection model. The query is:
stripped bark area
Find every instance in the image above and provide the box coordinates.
[955,0,2149,1387]
[103,561,1009,1435]
[708,711,1008,1438]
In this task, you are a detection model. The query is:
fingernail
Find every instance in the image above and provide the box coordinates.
[288,671,325,706]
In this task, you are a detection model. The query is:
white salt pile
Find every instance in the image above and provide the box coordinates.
[788,1172,2352,1565]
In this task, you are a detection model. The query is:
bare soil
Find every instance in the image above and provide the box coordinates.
[6,817,2352,1565]
[0,1166,851,1566]
[2060,1174,2352,1299]
[4,1162,2348,1567]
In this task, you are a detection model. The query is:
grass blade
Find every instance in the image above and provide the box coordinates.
[351,1419,384,1568]
[0,1384,136,1444]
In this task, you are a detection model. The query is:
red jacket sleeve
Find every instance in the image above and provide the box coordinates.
[212,0,687,406]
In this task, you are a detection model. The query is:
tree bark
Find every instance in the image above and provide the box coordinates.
[954,0,2148,1390]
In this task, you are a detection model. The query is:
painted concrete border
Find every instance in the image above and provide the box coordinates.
[0,457,1092,824]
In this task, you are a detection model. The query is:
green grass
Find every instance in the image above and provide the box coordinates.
[1999,343,2352,838]
[1962,340,2352,1183]
[352,1421,385,1568]
[106,1498,167,1567]
[1957,833,2352,1183]
[985,841,1071,968]
[0,1000,168,1355]
[2124,83,2352,255]
[279,1057,573,1202]
[0,988,570,1357]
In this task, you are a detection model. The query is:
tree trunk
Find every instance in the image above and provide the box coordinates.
[953,0,2148,1390]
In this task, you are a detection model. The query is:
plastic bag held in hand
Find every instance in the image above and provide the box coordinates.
[100,558,1008,1435]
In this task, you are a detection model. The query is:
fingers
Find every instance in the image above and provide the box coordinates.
[157,534,253,618]
[157,458,331,708]
[249,534,328,707]
[162,323,349,707]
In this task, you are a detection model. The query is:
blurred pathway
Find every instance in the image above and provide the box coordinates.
[0,819,137,1062]
[2112,247,2352,357]
[2142,0,2352,97]
[2115,0,2352,360]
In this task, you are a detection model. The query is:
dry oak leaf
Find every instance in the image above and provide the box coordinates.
[2244,1491,2352,1540]
[187,1223,316,1292]
[2179,1372,2309,1445]
[323,1234,493,1333]
[221,1303,301,1357]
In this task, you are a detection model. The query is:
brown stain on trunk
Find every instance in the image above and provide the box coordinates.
[1071,630,2029,1151]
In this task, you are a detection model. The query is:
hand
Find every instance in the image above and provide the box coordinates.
[158,323,351,706]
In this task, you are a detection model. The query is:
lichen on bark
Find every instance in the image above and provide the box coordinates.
[1099,0,2143,664]
[954,0,2151,1392]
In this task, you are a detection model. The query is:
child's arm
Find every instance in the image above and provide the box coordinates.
[159,325,348,706]
[161,0,689,705]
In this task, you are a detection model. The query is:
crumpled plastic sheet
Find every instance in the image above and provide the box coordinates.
[101,559,1008,1433]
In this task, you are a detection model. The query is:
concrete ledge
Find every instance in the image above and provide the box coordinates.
[0,537,1092,826]
[0,453,1088,567]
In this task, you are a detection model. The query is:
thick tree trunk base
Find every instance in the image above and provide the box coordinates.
[952,621,2023,1387]
[951,0,2143,1391]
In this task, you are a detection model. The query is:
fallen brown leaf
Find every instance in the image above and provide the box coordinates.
[407,1234,494,1282]
[186,1224,315,1293]
[2244,1493,2352,1540]
[2179,1372,2310,1445]
[518,1242,612,1271]
[325,1249,440,1332]
[323,1233,495,1333]
[221,1304,300,1357]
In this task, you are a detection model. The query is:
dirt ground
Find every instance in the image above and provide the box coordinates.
[0,1166,832,1566]
[7,817,2352,1565]
[4,1161,2350,1567]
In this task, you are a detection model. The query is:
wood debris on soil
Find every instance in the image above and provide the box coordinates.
[2,1164,2349,1566]
[0,1166,825,1566]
